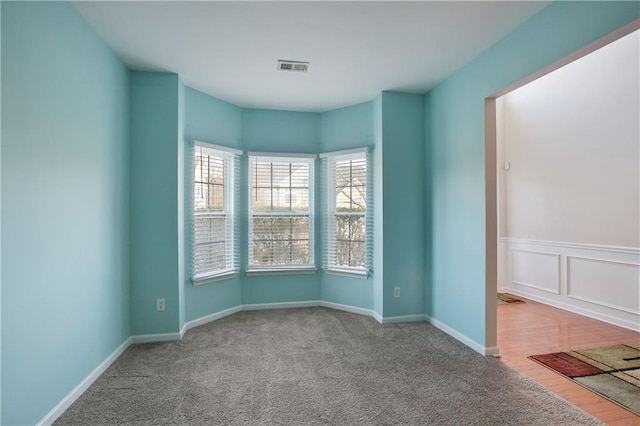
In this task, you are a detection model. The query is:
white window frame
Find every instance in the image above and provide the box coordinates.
[247,152,317,275]
[321,148,370,278]
[191,141,242,284]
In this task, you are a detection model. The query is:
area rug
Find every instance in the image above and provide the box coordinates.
[497,293,526,304]
[529,342,640,416]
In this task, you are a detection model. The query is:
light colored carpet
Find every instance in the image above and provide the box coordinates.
[55,307,601,425]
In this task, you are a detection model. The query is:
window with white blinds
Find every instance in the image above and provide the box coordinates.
[191,142,241,282]
[248,154,315,271]
[321,148,372,276]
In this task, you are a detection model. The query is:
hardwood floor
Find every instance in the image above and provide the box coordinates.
[497,296,640,425]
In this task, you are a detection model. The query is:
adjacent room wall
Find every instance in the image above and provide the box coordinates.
[498,30,639,330]
[501,31,639,247]
[1,3,130,424]
[425,1,640,348]
[319,101,375,310]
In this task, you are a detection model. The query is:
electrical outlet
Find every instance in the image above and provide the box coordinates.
[156,298,165,312]
[393,287,400,298]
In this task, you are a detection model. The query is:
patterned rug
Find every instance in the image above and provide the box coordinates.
[529,343,640,415]
[497,293,525,305]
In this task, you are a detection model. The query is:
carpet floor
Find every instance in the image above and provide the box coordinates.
[56,307,601,425]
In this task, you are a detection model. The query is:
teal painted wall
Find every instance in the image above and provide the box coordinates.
[241,108,321,153]
[372,95,384,316]
[319,102,375,309]
[183,87,243,321]
[240,109,321,304]
[5,2,636,422]
[1,2,130,424]
[425,1,640,345]
[130,72,181,334]
[0,3,3,420]
[185,87,242,147]
[320,101,374,151]
[177,79,186,329]
[380,92,426,317]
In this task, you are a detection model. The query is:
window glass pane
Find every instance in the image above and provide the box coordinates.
[252,217,274,241]
[194,241,226,272]
[250,157,313,267]
[335,240,365,268]
[193,146,233,277]
[330,154,367,269]
[291,217,310,240]
[251,160,309,213]
[291,240,310,265]
[194,183,223,211]
[335,215,365,242]
[270,187,288,212]
[252,187,273,212]
[194,182,207,211]
[195,150,225,212]
[349,242,366,267]
[290,188,309,212]
[251,216,310,265]
[335,159,366,212]
[253,162,273,187]
[194,215,225,243]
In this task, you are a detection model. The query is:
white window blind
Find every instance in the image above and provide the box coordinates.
[248,154,315,270]
[190,141,241,282]
[321,148,372,276]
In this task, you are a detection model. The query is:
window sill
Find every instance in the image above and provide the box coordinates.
[246,266,317,276]
[325,268,369,279]
[192,269,239,285]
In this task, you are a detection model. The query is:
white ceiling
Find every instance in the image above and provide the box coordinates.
[73,1,549,112]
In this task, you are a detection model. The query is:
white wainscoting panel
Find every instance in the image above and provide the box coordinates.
[500,238,640,331]
[567,256,639,314]
[511,249,561,294]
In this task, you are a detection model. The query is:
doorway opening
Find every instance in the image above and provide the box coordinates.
[484,20,640,354]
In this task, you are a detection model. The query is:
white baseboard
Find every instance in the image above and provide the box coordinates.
[371,311,428,325]
[182,306,242,336]
[505,287,640,332]
[37,301,500,426]
[380,314,427,324]
[182,301,377,335]
[241,300,321,311]
[37,337,132,426]
[130,332,182,344]
[320,301,374,318]
[425,315,499,356]
[138,301,355,344]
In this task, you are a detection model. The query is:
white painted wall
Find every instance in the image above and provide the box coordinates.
[501,30,639,248]
[497,30,640,331]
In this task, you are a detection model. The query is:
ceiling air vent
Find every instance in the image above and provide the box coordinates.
[277,60,309,72]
